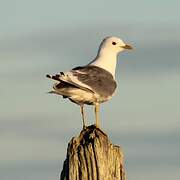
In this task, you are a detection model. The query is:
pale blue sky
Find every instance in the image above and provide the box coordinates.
[0,1,180,180]
[0,0,180,37]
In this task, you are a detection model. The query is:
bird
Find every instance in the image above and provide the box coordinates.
[46,36,132,129]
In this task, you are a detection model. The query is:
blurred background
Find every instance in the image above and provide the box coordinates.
[0,0,180,180]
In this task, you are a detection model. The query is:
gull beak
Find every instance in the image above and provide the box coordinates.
[121,44,133,50]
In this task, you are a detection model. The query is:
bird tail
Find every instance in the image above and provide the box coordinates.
[46,73,75,98]
[47,90,62,95]
[46,74,61,81]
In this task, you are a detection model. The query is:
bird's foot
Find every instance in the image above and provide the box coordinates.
[82,125,87,130]
[95,124,100,129]
[94,123,101,129]
[94,124,107,136]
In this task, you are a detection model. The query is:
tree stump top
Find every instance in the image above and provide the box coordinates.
[61,125,126,180]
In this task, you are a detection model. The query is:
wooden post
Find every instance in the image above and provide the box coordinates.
[60,125,126,180]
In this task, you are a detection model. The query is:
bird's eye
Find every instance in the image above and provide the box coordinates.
[112,42,116,45]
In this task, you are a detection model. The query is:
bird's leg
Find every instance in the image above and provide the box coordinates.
[95,103,100,128]
[80,105,86,129]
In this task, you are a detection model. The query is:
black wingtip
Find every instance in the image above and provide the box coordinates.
[60,72,65,75]
[46,74,51,78]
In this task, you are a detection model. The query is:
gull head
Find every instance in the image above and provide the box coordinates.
[99,36,133,55]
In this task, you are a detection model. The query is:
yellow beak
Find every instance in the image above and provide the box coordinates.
[121,44,133,50]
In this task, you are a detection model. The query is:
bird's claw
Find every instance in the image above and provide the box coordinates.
[83,125,87,130]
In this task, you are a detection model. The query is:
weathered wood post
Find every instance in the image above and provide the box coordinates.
[60,125,126,180]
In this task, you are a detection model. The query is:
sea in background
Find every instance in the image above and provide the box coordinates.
[0,1,180,180]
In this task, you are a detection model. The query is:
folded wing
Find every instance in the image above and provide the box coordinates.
[47,65,117,98]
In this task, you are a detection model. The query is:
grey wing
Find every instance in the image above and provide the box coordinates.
[46,65,117,97]
[71,66,117,97]
[46,68,95,93]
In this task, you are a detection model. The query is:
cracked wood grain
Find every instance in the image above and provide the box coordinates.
[60,125,126,180]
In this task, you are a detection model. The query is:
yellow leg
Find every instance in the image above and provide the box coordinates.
[80,105,86,129]
[95,103,100,128]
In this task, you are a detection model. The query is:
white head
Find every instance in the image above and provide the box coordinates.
[98,36,133,55]
[90,36,132,77]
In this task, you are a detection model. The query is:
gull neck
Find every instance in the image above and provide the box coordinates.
[89,50,118,78]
